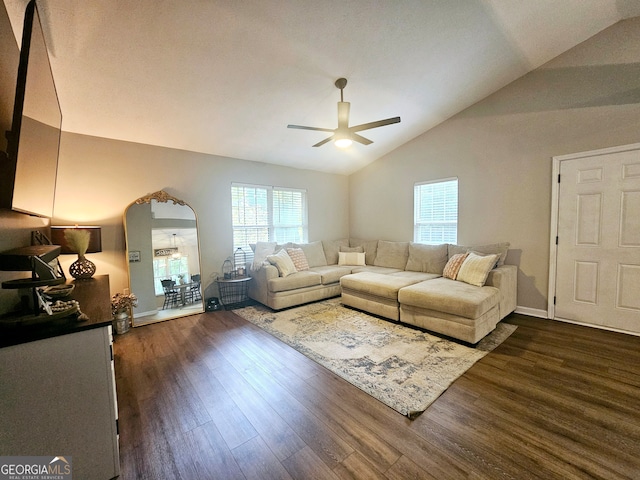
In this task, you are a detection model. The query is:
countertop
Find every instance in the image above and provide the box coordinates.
[0,274,112,348]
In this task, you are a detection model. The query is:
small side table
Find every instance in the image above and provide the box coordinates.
[216,276,251,309]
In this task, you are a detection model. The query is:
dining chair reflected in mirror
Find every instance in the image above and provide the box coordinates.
[161,279,180,309]
[189,274,202,302]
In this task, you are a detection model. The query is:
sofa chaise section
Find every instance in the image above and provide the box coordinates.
[341,271,439,320]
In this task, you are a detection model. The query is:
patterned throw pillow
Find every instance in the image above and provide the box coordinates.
[443,253,468,280]
[456,252,500,287]
[286,248,310,271]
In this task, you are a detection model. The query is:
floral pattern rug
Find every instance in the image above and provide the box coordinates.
[235,298,517,418]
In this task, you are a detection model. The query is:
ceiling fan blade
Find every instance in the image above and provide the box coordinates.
[313,135,334,147]
[337,102,350,129]
[349,116,401,133]
[287,124,335,133]
[351,133,373,145]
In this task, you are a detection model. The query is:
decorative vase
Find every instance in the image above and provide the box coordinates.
[69,254,96,279]
[114,311,130,334]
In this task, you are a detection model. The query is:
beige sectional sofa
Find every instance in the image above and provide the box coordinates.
[248,239,516,343]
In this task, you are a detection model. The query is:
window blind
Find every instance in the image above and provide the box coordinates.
[414,178,458,244]
[232,183,308,263]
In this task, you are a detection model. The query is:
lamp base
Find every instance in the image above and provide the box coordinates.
[69,255,96,279]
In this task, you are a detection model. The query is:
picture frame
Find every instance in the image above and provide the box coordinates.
[129,250,141,263]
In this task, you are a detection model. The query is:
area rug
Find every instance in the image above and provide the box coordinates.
[234,298,516,418]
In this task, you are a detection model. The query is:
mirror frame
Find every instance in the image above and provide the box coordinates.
[124,190,203,326]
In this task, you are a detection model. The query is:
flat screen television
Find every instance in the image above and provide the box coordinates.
[1,0,61,218]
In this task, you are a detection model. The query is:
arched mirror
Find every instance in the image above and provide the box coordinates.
[124,190,203,326]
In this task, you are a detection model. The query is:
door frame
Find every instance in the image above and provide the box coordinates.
[548,142,640,323]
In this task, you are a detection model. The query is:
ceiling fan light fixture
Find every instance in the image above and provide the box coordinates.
[334,136,352,148]
[288,77,400,148]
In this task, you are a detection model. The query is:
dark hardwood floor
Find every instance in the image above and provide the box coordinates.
[113,308,640,479]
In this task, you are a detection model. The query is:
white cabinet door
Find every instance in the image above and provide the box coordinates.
[0,327,120,479]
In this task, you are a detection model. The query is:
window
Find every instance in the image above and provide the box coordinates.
[414,178,458,244]
[232,183,308,257]
[153,256,190,295]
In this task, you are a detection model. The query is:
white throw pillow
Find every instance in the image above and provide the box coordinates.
[252,242,276,270]
[456,252,499,287]
[267,248,298,277]
[338,251,366,266]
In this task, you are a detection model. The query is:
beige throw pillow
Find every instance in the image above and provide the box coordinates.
[448,242,510,266]
[456,252,499,287]
[338,251,365,266]
[267,249,297,277]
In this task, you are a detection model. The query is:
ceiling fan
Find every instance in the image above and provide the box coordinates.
[287,78,401,148]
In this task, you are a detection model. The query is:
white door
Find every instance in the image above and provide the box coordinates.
[553,145,640,335]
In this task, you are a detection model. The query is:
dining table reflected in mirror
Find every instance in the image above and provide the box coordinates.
[124,190,203,326]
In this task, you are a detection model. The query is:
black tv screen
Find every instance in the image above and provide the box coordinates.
[6,0,61,218]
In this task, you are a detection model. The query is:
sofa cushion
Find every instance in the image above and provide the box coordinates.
[374,241,409,269]
[341,272,422,300]
[294,241,327,268]
[389,271,441,282]
[398,278,499,319]
[448,242,510,266]
[350,265,403,275]
[267,249,297,277]
[286,247,310,271]
[268,271,322,293]
[338,251,365,266]
[340,245,364,253]
[457,252,499,287]
[443,252,468,280]
[322,238,349,265]
[405,242,449,274]
[310,265,353,285]
[349,238,378,265]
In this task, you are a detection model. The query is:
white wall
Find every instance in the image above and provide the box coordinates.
[52,133,350,300]
[349,18,640,312]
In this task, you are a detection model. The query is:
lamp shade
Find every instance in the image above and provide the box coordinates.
[50,226,102,254]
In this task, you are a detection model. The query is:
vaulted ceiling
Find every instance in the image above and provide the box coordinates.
[4,0,640,174]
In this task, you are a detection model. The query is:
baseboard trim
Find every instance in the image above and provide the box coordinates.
[514,306,548,318]
[553,316,640,337]
[133,309,158,318]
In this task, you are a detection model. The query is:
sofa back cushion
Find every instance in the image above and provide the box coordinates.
[373,241,409,269]
[349,238,378,265]
[294,241,328,268]
[322,239,349,265]
[448,242,510,266]
[405,242,449,274]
